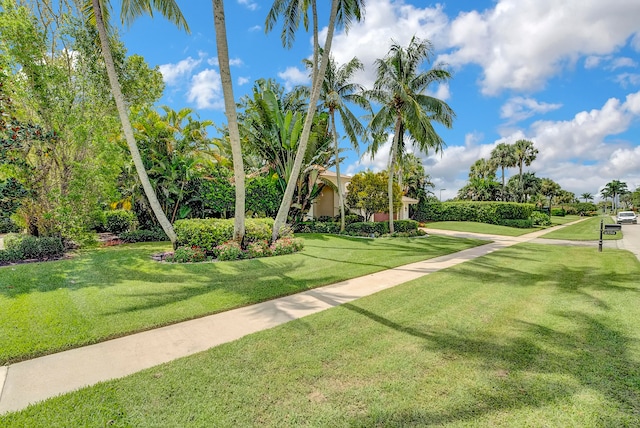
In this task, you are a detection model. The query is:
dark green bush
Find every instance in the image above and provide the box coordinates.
[413,202,534,224]
[3,234,64,260]
[345,222,390,236]
[119,228,168,243]
[0,217,20,234]
[393,220,419,232]
[497,219,534,228]
[293,221,341,234]
[0,248,22,263]
[104,210,137,234]
[551,208,566,217]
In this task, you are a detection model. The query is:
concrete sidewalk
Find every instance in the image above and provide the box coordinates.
[0,219,597,414]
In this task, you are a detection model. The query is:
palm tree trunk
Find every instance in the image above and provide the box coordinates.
[272,0,339,242]
[388,120,402,234]
[330,110,345,231]
[213,0,245,243]
[91,0,177,246]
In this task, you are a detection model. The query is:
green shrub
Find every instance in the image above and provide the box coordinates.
[0,217,20,234]
[498,218,534,228]
[0,248,21,263]
[345,222,390,236]
[104,210,137,234]
[215,240,245,261]
[4,234,65,260]
[413,201,534,224]
[530,211,552,226]
[166,246,208,263]
[393,220,419,232]
[551,208,566,217]
[293,221,341,234]
[119,228,169,243]
[175,218,278,252]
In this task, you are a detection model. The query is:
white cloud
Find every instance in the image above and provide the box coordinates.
[616,73,640,88]
[277,66,310,91]
[609,57,638,70]
[248,25,261,32]
[238,76,250,86]
[207,57,243,67]
[159,56,202,86]
[186,69,223,110]
[585,55,605,69]
[500,97,562,123]
[439,0,640,94]
[237,0,258,11]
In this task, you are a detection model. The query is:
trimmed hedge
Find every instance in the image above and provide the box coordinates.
[295,219,419,236]
[0,234,65,262]
[415,202,534,224]
[119,228,169,243]
[174,218,288,252]
[294,221,341,234]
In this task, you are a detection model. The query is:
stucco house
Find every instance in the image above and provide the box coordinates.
[307,170,418,221]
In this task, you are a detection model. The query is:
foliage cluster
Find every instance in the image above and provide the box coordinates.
[104,210,138,234]
[530,211,552,226]
[165,246,208,263]
[415,202,534,225]
[119,228,168,243]
[0,233,64,263]
[174,218,292,253]
[296,219,421,237]
[551,208,566,217]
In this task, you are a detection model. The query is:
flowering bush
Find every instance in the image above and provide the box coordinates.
[215,240,245,261]
[270,237,304,256]
[166,246,207,263]
[247,239,272,258]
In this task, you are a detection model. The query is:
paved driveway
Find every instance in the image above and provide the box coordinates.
[613,222,640,261]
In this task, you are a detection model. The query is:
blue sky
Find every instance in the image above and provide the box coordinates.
[117,0,640,201]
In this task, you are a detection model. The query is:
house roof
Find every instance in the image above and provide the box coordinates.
[402,196,419,204]
[319,170,352,180]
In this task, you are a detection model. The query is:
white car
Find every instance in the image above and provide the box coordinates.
[616,211,638,224]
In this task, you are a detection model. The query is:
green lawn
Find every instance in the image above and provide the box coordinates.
[550,214,582,225]
[423,221,540,236]
[0,234,483,364]
[3,243,639,426]
[541,216,622,241]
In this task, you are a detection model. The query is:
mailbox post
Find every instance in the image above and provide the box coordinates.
[599,221,622,252]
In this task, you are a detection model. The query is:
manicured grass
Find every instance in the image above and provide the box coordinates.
[3,243,639,426]
[550,214,582,225]
[541,216,622,241]
[424,221,540,236]
[0,234,483,364]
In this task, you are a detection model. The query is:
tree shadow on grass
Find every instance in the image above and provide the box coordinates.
[342,303,640,426]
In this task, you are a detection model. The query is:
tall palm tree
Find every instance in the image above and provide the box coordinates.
[580,192,593,203]
[306,54,369,231]
[513,139,538,202]
[266,0,364,241]
[603,179,628,211]
[490,142,516,199]
[368,36,455,233]
[213,0,245,243]
[89,0,188,246]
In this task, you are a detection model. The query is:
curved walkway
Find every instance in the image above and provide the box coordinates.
[0,218,635,414]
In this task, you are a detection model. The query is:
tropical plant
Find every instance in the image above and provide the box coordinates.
[367,36,455,232]
[490,142,516,199]
[305,53,370,231]
[513,139,538,202]
[540,178,561,207]
[88,0,189,246]
[580,192,593,203]
[266,0,364,241]
[602,179,629,211]
[507,172,541,203]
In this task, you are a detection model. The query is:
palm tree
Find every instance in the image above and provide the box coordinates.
[513,139,538,202]
[89,0,188,246]
[368,36,455,233]
[490,142,516,199]
[540,178,561,208]
[603,179,628,212]
[266,0,364,241]
[213,0,245,243]
[306,54,369,231]
[581,192,593,203]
